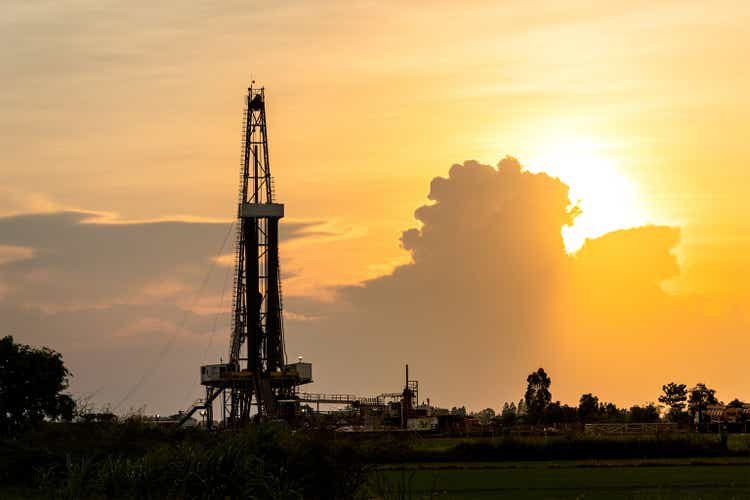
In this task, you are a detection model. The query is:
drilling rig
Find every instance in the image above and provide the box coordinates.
[181,84,311,427]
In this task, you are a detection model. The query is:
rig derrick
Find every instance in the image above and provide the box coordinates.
[180,84,311,428]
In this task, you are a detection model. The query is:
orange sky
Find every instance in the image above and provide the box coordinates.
[2,1,750,413]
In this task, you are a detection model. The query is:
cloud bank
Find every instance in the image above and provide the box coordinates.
[286,158,749,409]
[2,159,748,413]
[0,211,324,412]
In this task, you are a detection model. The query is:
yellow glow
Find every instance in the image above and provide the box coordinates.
[526,136,650,252]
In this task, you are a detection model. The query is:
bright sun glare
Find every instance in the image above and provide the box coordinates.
[526,136,650,253]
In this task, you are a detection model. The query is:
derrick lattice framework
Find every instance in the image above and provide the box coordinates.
[227,85,288,422]
[180,85,312,429]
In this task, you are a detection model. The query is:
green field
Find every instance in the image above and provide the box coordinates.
[407,434,750,454]
[369,459,750,499]
[5,424,750,498]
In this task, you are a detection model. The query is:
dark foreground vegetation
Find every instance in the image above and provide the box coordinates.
[1,421,367,499]
[2,421,750,499]
[4,337,750,498]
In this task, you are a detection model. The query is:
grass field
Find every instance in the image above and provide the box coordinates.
[5,424,750,498]
[369,459,750,499]
[407,434,750,454]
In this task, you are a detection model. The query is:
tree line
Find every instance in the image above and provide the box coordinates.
[470,368,742,427]
[2,335,746,436]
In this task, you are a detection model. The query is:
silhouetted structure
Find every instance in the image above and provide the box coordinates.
[178,85,432,430]
[180,84,311,427]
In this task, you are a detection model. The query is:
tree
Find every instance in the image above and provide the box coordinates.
[517,399,527,418]
[688,383,718,425]
[450,406,467,417]
[727,398,745,409]
[0,336,75,435]
[475,408,495,425]
[578,393,600,423]
[659,382,688,421]
[629,403,660,423]
[500,402,517,426]
[599,402,626,423]
[524,368,552,424]
[543,401,578,425]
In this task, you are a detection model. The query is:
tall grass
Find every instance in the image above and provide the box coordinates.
[2,422,748,499]
[2,422,369,499]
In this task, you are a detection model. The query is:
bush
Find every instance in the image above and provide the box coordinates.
[1,422,370,499]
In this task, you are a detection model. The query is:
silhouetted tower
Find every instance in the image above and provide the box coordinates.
[181,84,312,428]
[227,84,287,422]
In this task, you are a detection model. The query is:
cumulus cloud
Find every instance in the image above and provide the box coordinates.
[286,158,749,409]
[285,158,582,404]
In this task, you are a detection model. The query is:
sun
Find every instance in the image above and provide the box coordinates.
[525,135,650,253]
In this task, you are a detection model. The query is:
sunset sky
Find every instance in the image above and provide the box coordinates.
[2,1,749,414]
